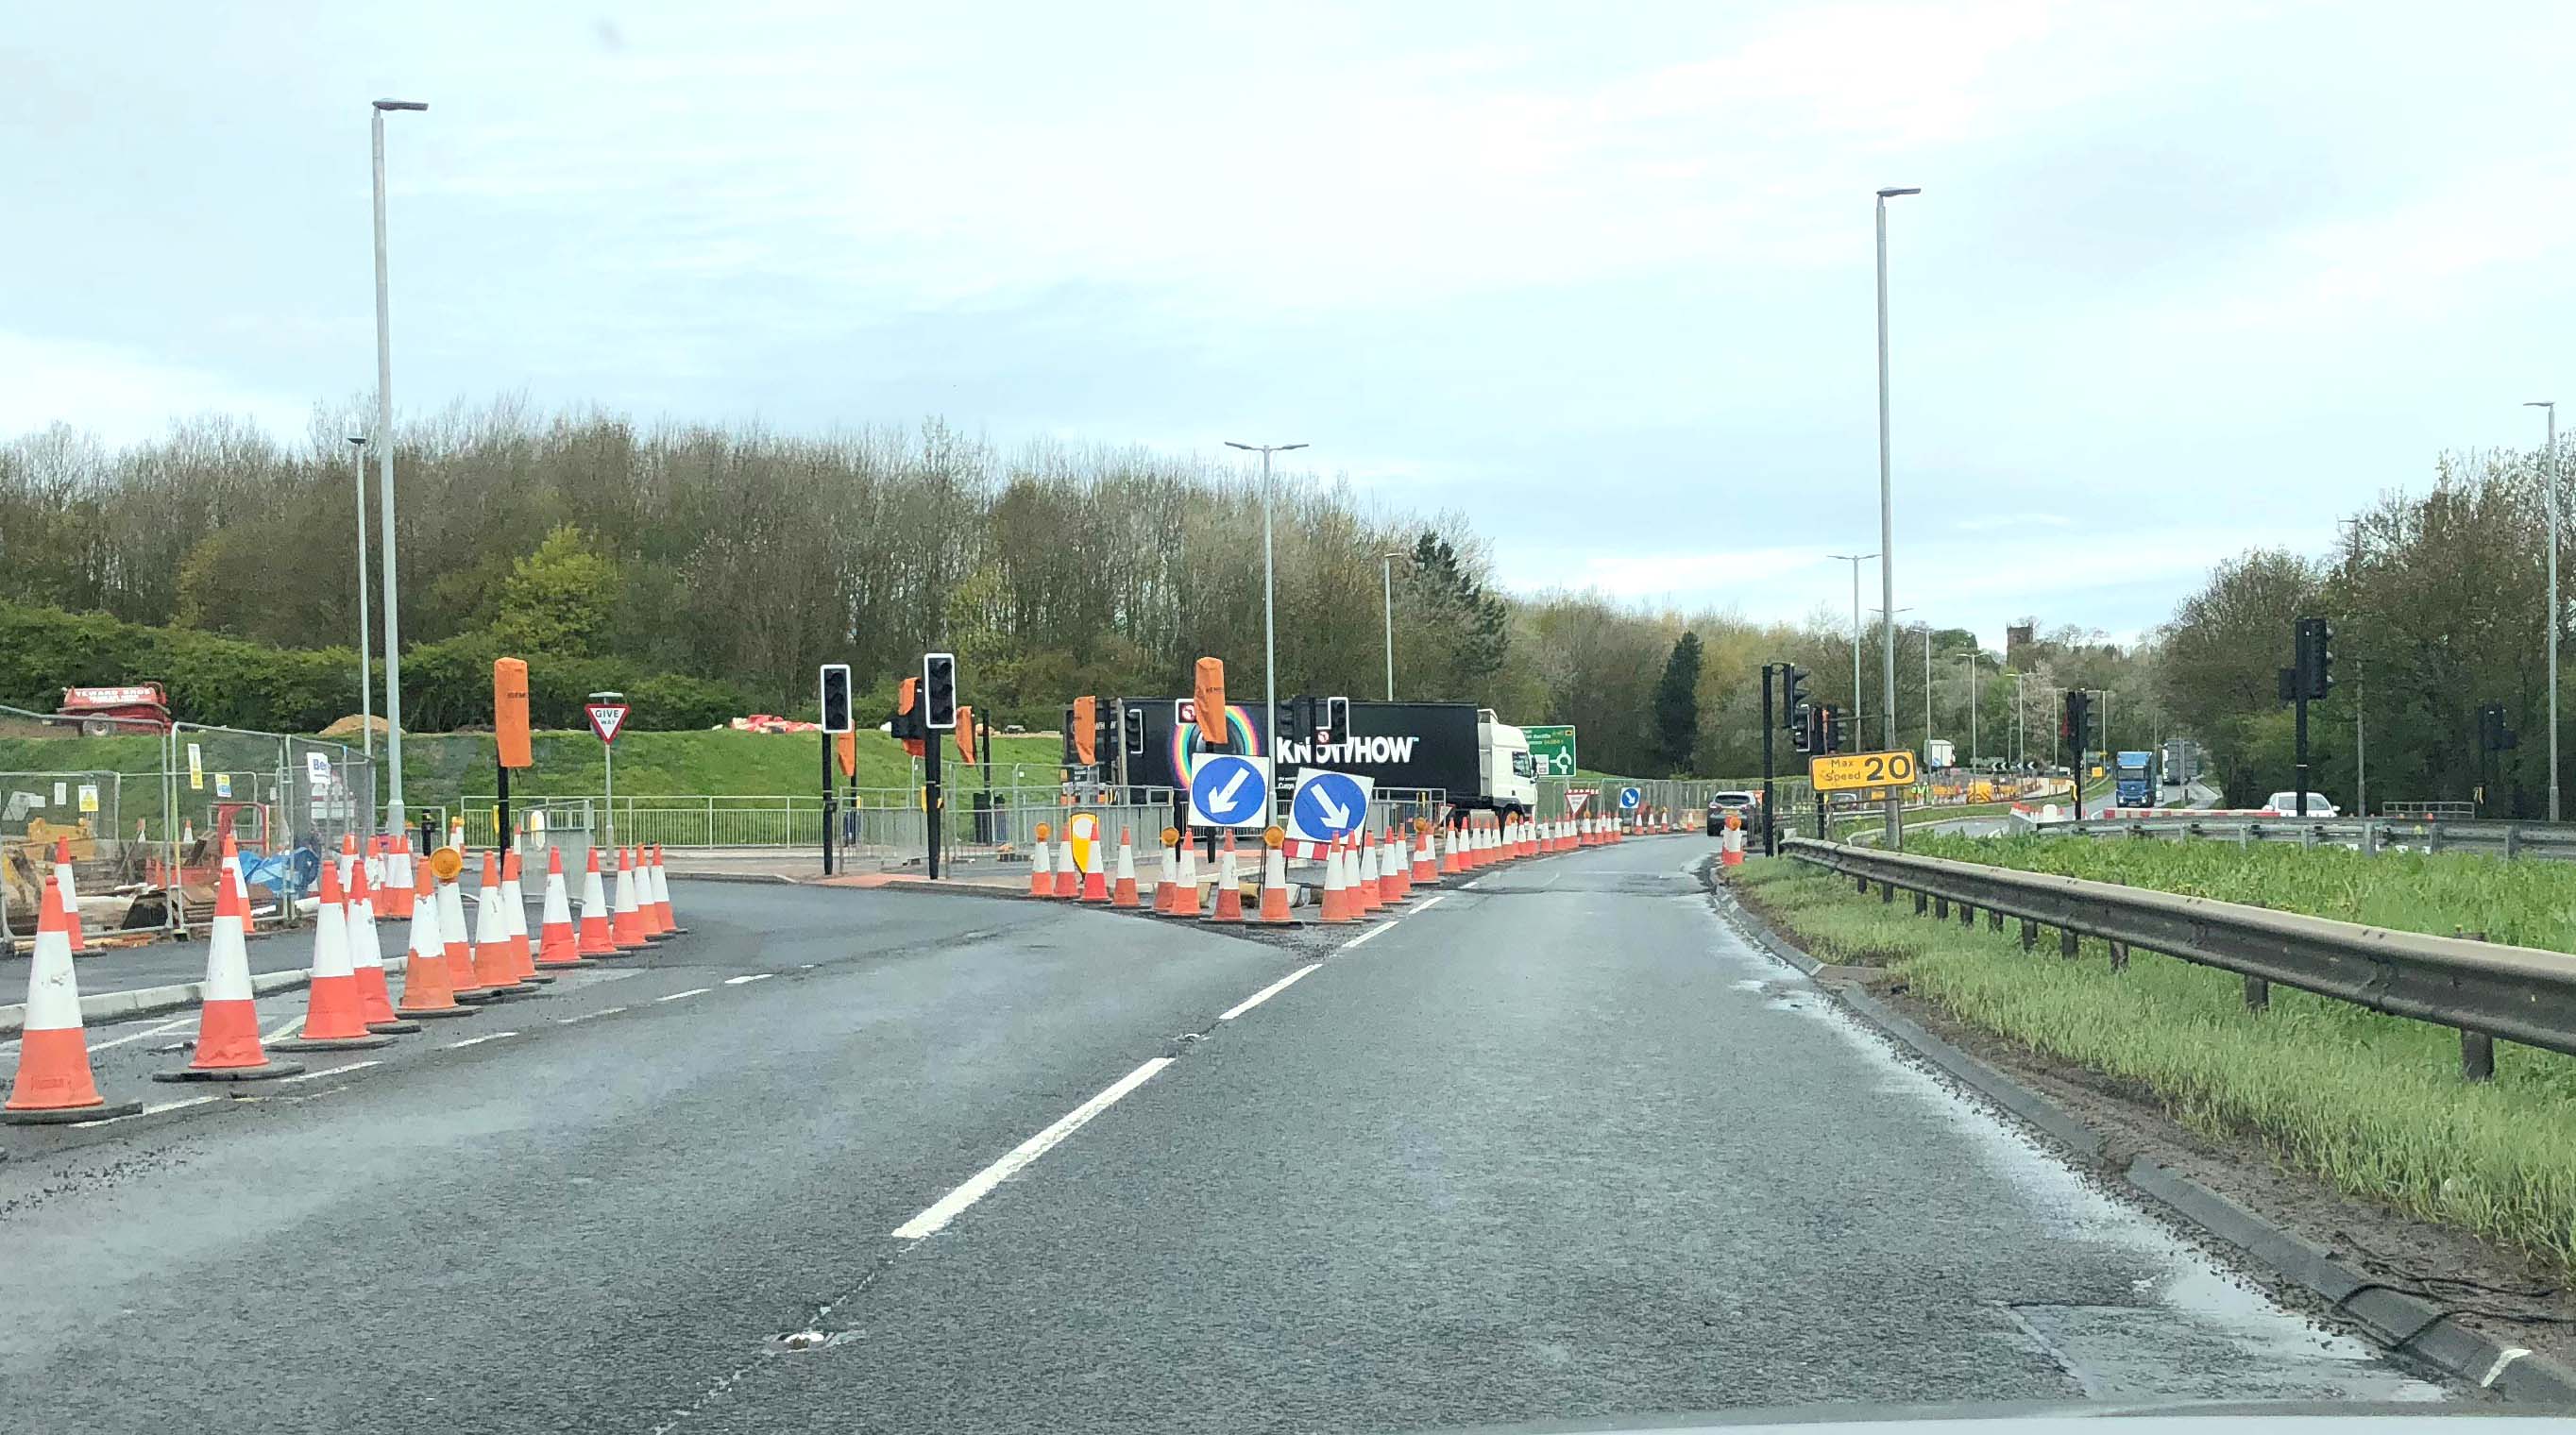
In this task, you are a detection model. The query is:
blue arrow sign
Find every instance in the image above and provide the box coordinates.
[1618,786,1642,810]
[1290,770,1370,843]
[1189,753,1270,828]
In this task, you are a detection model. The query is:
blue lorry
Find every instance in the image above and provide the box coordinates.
[2114,750,2159,808]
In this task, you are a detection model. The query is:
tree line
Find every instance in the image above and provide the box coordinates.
[4,399,2178,780]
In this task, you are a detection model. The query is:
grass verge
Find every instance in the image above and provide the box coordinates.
[1727,854,2576,1280]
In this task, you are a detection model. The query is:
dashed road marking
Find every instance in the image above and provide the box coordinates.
[555,1006,626,1024]
[69,1094,219,1128]
[1408,894,1449,914]
[444,1031,519,1049]
[891,1057,1174,1240]
[263,1014,307,1042]
[87,1017,195,1053]
[280,1060,381,1083]
[723,973,772,986]
[1217,964,1320,1021]
[656,988,712,1003]
[1339,923,1391,951]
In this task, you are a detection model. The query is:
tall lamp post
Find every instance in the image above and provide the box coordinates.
[1380,551,1406,700]
[372,96,427,833]
[1224,440,1308,815]
[1827,551,1875,738]
[1960,650,1981,768]
[1874,184,1922,844]
[1871,606,1912,751]
[2530,400,2559,821]
[347,435,373,770]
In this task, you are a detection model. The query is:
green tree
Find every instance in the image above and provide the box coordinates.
[1652,632,1703,773]
[490,524,619,658]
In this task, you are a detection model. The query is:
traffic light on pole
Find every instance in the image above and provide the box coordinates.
[2061,690,2092,752]
[2294,617,2334,700]
[1790,702,1814,754]
[922,652,958,730]
[1817,703,1842,754]
[1781,666,1809,729]
[1123,705,1145,755]
[818,664,853,734]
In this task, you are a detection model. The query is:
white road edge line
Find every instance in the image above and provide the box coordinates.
[88,1016,196,1053]
[262,1014,307,1042]
[555,1006,627,1023]
[71,1094,219,1127]
[722,973,772,986]
[1408,894,1449,914]
[891,1057,1174,1240]
[1217,963,1320,1021]
[656,988,713,1003]
[280,1060,381,1083]
[444,1031,519,1049]
[1339,923,1391,952]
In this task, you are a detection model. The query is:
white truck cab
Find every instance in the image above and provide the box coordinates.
[1478,710,1537,817]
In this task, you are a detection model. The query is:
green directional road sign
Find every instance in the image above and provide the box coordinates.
[1525,724,1579,778]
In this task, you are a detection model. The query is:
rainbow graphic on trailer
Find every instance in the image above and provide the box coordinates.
[1167,702,1265,780]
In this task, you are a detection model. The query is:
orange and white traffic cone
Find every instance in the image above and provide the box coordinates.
[347,863,421,1033]
[157,846,306,1081]
[472,853,535,995]
[1153,834,1179,914]
[1207,834,1245,923]
[51,837,85,953]
[1053,831,1079,900]
[1412,825,1438,885]
[576,847,619,958]
[652,846,685,935]
[500,851,549,981]
[4,875,142,1123]
[1169,839,1202,918]
[1028,825,1055,898]
[269,864,395,1052]
[1386,832,1413,902]
[1110,830,1141,908]
[610,847,649,951]
[336,833,359,890]
[1257,840,1293,924]
[441,866,494,999]
[631,848,669,943]
[1359,833,1385,911]
[536,847,591,969]
[1318,836,1351,923]
[395,863,473,1019]
[1080,821,1110,904]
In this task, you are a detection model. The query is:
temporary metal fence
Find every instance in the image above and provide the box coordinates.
[0,701,171,942]
[1784,836,2576,1082]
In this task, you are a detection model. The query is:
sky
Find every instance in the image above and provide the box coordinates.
[6,2,2574,651]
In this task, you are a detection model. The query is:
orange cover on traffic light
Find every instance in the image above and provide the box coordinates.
[836,728,856,778]
[1072,696,1097,765]
[493,658,533,768]
[955,706,976,765]
[1193,659,1226,743]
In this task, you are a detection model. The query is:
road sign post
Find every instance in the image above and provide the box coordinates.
[585,696,629,847]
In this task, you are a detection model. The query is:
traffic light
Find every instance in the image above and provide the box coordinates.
[1781,666,1809,729]
[890,677,925,756]
[2060,689,2092,753]
[1325,695,1350,743]
[1123,705,1146,755]
[1816,703,1843,754]
[1093,701,1119,772]
[2294,617,2334,701]
[819,664,853,734]
[2480,702,2519,751]
[922,652,958,730]
[1790,702,1814,754]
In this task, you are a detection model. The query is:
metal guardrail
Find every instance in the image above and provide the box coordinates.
[1780,836,2576,1079]
[2049,814,2576,860]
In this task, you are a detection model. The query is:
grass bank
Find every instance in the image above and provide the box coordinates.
[1727,853,2576,1278]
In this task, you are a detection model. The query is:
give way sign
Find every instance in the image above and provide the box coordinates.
[585,703,631,745]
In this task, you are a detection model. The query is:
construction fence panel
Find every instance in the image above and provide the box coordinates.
[0,701,171,941]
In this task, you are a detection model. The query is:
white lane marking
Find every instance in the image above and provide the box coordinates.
[1339,923,1391,952]
[444,1031,519,1049]
[554,1006,626,1024]
[2483,1348,2532,1388]
[70,1094,219,1127]
[1217,963,1320,1021]
[280,1060,381,1083]
[656,988,712,1003]
[891,1057,1174,1240]
[722,973,772,986]
[1408,894,1449,914]
[88,1017,195,1053]
[263,1014,306,1041]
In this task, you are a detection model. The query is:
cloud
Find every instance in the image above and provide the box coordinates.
[0,331,310,447]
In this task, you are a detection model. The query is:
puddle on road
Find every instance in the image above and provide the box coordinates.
[1701,906,2451,1404]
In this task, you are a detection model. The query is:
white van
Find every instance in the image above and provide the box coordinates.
[1478,710,1537,817]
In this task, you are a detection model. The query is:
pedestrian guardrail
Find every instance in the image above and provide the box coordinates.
[1781,836,2576,1080]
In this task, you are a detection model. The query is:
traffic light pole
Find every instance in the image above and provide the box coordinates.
[2294,690,2311,820]
[821,730,837,877]
[1759,664,1777,857]
[924,732,943,880]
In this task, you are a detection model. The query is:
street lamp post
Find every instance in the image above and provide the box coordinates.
[347,435,373,773]
[1961,650,1979,768]
[1874,185,1921,844]
[2530,400,2560,821]
[1827,552,1875,738]
[372,97,427,832]
[1380,551,1405,701]
[1922,623,1933,758]
[1872,606,1912,751]
[1224,440,1308,815]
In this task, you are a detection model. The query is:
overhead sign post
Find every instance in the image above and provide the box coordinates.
[1808,749,1918,793]
[586,694,630,846]
[1524,724,1579,778]
[1285,768,1375,854]
[1187,752,1273,829]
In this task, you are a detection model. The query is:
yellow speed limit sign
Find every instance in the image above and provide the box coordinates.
[1809,750,1919,793]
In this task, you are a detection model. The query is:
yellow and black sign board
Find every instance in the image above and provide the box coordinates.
[1809,750,1919,793]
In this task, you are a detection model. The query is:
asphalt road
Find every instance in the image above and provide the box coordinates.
[0,839,2443,1432]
